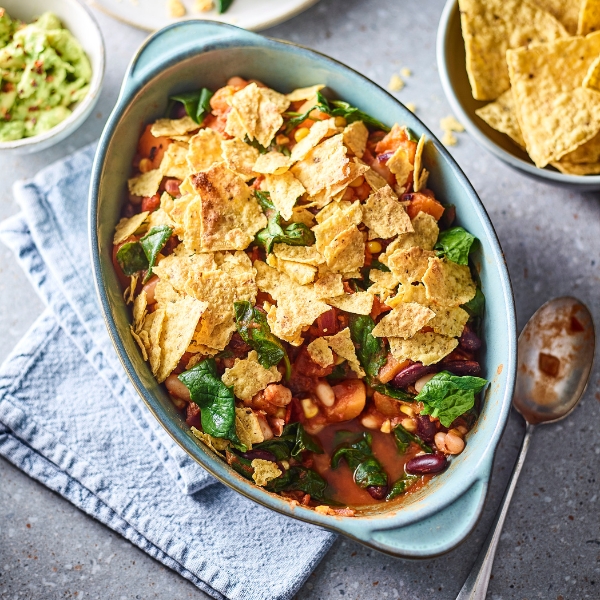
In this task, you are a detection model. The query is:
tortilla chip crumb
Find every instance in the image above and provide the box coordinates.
[401,67,412,78]
[113,211,149,245]
[167,0,186,17]
[307,337,335,368]
[388,74,404,92]
[194,0,213,11]
[251,459,282,486]
[235,407,265,449]
[405,103,416,113]
[191,427,230,453]
[324,327,365,376]
[315,505,336,515]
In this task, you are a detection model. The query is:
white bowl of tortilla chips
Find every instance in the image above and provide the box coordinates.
[437,0,600,189]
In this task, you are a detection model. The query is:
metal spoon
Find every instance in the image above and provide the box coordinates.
[457,296,595,600]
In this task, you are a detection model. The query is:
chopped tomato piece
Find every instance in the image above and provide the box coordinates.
[404,191,445,221]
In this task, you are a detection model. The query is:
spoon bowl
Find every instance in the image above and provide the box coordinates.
[514,297,595,425]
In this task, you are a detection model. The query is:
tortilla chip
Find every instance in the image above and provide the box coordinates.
[235,407,264,449]
[362,185,413,239]
[291,134,350,196]
[507,31,600,167]
[224,108,248,140]
[531,0,580,35]
[387,282,429,307]
[191,163,267,251]
[286,84,326,102]
[148,307,165,377]
[255,261,330,345]
[429,306,470,337]
[130,327,149,361]
[422,257,477,307]
[251,459,282,486]
[160,141,189,180]
[313,201,362,254]
[552,160,600,174]
[305,159,370,209]
[221,350,281,402]
[291,118,341,162]
[583,55,600,93]
[113,211,149,244]
[190,427,231,453]
[307,337,335,368]
[287,207,316,228]
[364,166,389,191]
[475,89,526,147]
[153,249,216,292]
[220,138,259,181]
[259,88,291,113]
[151,116,198,137]
[132,290,148,332]
[371,302,435,339]
[387,247,436,285]
[458,0,567,101]
[313,273,344,299]
[266,254,317,285]
[154,279,181,305]
[389,333,458,366]
[124,273,138,305]
[147,205,175,231]
[342,121,369,158]
[578,0,600,35]
[413,135,429,192]
[323,225,365,273]
[254,151,294,175]
[273,243,325,265]
[323,327,365,376]
[387,143,414,192]
[379,212,440,264]
[261,172,306,220]
[326,291,374,316]
[367,269,400,302]
[128,169,163,198]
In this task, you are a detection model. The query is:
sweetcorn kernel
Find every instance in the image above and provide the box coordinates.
[367,240,382,253]
[301,398,319,419]
[294,127,310,142]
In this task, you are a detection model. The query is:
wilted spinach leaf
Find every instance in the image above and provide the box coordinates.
[168,87,214,123]
[331,432,388,490]
[179,358,242,447]
[348,315,388,378]
[416,371,487,427]
[234,300,291,379]
[434,226,476,266]
[370,382,415,403]
[393,424,433,454]
[116,242,148,276]
[463,287,485,318]
[225,449,254,479]
[266,466,328,499]
[140,225,172,282]
[386,474,418,501]
[254,422,322,460]
[255,213,315,254]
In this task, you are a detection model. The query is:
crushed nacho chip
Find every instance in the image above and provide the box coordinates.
[371,302,435,339]
[262,172,306,220]
[324,225,365,273]
[222,350,282,402]
[266,254,317,285]
[475,89,526,147]
[191,163,267,251]
[583,54,600,93]
[386,282,429,308]
[151,115,197,137]
[388,74,404,92]
[251,459,282,486]
[307,337,335,368]
[387,143,414,192]
[389,333,458,366]
[367,269,399,302]
[130,327,149,361]
[124,273,138,305]
[286,84,326,102]
[113,211,149,245]
[362,185,413,239]
[578,0,600,35]
[287,207,316,228]
[160,141,189,180]
[306,159,370,209]
[191,427,230,453]
[458,0,567,101]
[429,305,470,337]
[507,31,600,167]
[132,290,148,332]
[224,108,248,139]
[167,0,186,17]
[363,166,389,191]
[342,121,369,158]
[128,169,163,198]
[254,151,294,175]
[154,278,181,304]
[291,118,341,162]
[380,212,440,263]
[422,257,477,307]
[323,327,365,376]
[273,243,324,265]
[313,273,344,299]
[387,247,436,285]
[413,135,428,192]
[326,291,374,316]
[313,201,362,254]
[149,307,165,377]
[235,407,264,449]
[291,134,350,196]
[186,128,224,173]
[551,160,600,175]
[220,138,259,181]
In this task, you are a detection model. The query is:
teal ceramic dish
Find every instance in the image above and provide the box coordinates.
[437,0,600,191]
[89,21,517,558]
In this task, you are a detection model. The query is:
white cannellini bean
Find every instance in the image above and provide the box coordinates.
[165,373,191,401]
[314,380,335,407]
[414,372,437,393]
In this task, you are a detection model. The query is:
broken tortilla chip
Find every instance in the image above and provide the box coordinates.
[221,350,282,402]
[151,115,198,138]
[371,302,435,339]
[254,151,294,175]
[343,121,369,158]
[361,185,413,240]
[128,169,163,198]
[235,407,264,449]
[113,211,149,245]
[422,257,477,307]
[379,211,440,265]
[429,305,470,338]
[272,243,324,265]
[160,141,189,180]
[313,273,344,299]
[326,291,374,316]
[251,459,282,486]
[185,128,224,172]
[221,137,259,181]
[323,225,365,273]
[262,172,306,220]
[286,84,326,102]
[578,0,600,35]
[387,246,436,285]
[323,327,365,376]
[266,254,317,285]
[389,333,458,366]
[307,337,335,368]
[291,118,340,162]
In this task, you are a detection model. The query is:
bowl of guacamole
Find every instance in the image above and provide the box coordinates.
[0,0,104,153]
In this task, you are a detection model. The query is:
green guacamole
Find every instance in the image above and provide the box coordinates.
[0,9,92,142]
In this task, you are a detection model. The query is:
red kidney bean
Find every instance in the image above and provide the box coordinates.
[164,178,182,198]
[366,485,388,500]
[392,363,438,389]
[459,325,482,352]
[172,102,187,119]
[242,449,277,462]
[406,454,447,475]
[229,332,251,357]
[185,403,201,428]
[121,203,136,218]
[442,360,481,377]
[141,194,161,213]
[416,415,437,443]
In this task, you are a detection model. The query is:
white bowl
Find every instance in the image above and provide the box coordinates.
[0,0,105,154]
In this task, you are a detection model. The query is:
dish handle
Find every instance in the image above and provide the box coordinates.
[120,20,257,96]
[363,477,489,558]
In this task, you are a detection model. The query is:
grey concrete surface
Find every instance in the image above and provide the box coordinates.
[1,0,599,599]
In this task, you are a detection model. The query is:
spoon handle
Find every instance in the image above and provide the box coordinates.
[456,421,535,600]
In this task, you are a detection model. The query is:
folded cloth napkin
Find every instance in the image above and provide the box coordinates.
[0,144,335,600]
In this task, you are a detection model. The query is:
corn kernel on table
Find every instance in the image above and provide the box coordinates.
[1,1,599,598]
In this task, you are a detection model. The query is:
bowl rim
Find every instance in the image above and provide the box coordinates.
[0,0,106,151]
[436,0,600,186]
[89,20,517,556]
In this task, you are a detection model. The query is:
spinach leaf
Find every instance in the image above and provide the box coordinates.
[393,424,433,454]
[255,197,315,254]
[416,371,487,428]
[216,0,234,13]
[386,474,418,501]
[234,300,291,379]
[178,358,243,447]
[254,422,322,460]
[116,242,148,276]
[370,382,415,402]
[315,92,391,132]
[168,88,214,124]
[463,287,485,318]
[331,432,388,490]
[225,449,254,480]
[140,225,172,282]
[348,315,388,378]
[245,136,269,154]
[434,226,476,266]
[370,259,391,273]
[266,466,328,500]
